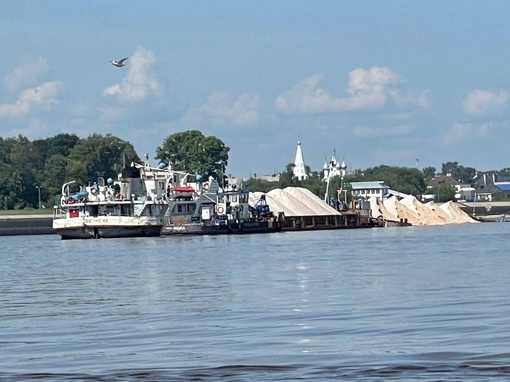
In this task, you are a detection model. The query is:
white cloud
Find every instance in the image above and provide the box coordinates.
[336,67,401,110]
[195,91,260,125]
[443,122,472,144]
[98,105,126,121]
[390,88,431,108]
[274,67,429,114]
[3,57,49,92]
[71,103,91,117]
[442,122,492,145]
[462,89,509,115]
[274,74,336,113]
[103,46,161,102]
[353,124,413,138]
[0,81,63,118]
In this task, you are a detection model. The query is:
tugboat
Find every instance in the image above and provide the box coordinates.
[161,176,284,236]
[53,161,169,239]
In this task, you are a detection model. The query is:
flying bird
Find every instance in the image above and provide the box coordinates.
[110,57,128,67]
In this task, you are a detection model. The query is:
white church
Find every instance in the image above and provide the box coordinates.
[322,149,346,182]
[292,141,308,180]
[292,141,346,182]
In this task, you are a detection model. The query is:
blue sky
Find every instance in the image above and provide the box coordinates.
[1,1,510,176]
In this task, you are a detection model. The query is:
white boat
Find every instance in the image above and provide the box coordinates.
[53,162,169,239]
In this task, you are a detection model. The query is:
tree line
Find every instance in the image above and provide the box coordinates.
[0,129,493,210]
[246,161,482,203]
[0,130,229,210]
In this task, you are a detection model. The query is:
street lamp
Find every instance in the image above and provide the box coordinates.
[36,186,41,209]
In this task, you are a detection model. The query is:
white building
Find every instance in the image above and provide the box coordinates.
[293,141,308,180]
[350,181,390,200]
[323,150,346,182]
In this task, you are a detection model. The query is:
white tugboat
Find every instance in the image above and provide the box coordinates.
[53,160,169,239]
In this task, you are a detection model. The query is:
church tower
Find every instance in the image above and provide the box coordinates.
[293,141,308,180]
[323,149,341,181]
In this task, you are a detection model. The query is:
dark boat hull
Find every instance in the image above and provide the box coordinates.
[161,220,282,235]
[56,225,162,240]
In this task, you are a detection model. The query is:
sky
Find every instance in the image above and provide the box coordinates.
[1,1,510,177]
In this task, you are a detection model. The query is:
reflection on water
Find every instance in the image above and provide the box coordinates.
[1,223,510,380]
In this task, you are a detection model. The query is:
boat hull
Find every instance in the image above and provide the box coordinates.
[161,220,281,235]
[55,225,162,239]
[53,216,164,239]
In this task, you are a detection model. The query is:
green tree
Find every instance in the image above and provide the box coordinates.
[0,163,37,209]
[425,183,456,202]
[422,166,436,182]
[278,163,298,188]
[245,178,279,193]
[441,161,476,183]
[38,133,80,158]
[361,165,426,195]
[155,130,229,179]
[0,135,42,208]
[42,154,68,206]
[66,134,139,185]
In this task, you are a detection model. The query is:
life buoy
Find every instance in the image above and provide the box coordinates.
[80,197,88,203]
[67,197,75,204]
[115,193,123,201]
[91,187,98,195]
[217,206,224,214]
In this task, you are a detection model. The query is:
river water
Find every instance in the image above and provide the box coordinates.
[1,223,509,381]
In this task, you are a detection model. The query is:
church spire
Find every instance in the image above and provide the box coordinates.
[293,141,308,180]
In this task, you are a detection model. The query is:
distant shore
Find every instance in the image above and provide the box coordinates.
[1,200,508,237]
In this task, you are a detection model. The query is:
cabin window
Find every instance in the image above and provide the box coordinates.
[174,203,196,214]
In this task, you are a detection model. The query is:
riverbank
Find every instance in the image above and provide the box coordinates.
[1,200,505,237]
[0,214,53,236]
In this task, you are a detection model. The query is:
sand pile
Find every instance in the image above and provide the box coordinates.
[372,196,477,225]
[400,195,447,225]
[369,195,398,221]
[394,199,421,225]
[284,187,341,215]
[425,201,455,224]
[383,196,399,220]
[248,187,477,225]
[439,201,478,223]
[249,188,340,217]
